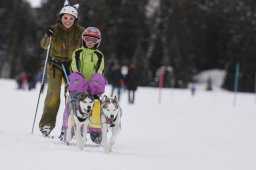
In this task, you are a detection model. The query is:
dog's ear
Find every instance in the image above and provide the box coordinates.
[101,95,107,102]
[78,93,86,101]
[113,95,118,102]
[88,93,94,100]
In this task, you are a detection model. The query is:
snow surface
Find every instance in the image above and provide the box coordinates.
[0,79,256,170]
[25,0,42,8]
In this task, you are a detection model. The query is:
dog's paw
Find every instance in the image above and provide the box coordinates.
[78,143,84,150]
[104,149,110,154]
[103,144,109,154]
[109,146,112,152]
[110,141,115,146]
[66,137,71,144]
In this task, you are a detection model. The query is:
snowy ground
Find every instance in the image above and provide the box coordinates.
[0,79,256,170]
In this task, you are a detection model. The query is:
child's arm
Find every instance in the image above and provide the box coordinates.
[95,50,105,74]
[71,49,83,72]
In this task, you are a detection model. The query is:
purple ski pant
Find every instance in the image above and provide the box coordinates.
[62,106,68,129]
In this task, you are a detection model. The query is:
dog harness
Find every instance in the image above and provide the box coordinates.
[75,108,92,122]
[70,93,93,122]
[76,106,93,122]
[76,114,90,122]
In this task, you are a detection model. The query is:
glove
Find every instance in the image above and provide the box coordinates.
[46,27,54,37]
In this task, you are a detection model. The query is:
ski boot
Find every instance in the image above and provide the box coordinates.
[90,131,102,144]
[40,125,51,137]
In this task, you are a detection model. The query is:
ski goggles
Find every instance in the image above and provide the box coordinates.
[83,36,100,44]
[63,16,75,21]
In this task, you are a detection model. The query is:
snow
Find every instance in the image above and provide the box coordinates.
[0,78,256,170]
[193,69,226,88]
[25,0,42,8]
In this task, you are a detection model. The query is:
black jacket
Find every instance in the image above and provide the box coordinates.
[126,68,138,91]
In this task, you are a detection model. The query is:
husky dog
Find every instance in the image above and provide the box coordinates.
[66,93,95,150]
[101,95,122,154]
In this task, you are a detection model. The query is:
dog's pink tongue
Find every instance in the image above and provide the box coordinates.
[106,118,112,124]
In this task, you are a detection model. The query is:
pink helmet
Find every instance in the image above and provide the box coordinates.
[82,27,101,48]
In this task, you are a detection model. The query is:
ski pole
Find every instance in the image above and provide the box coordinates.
[61,64,71,143]
[61,63,70,86]
[31,37,52,134]
[233,63,240,107]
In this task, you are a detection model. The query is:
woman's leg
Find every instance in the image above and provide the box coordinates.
[39,65,63,133]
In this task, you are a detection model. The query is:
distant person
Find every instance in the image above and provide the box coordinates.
[39,0,84,137]
[206,77,213,91]
[16,71,29,90]
[28,73,37,90]
[126,64,138,104]
[190,83,196,96]
[109,62,124,101]
[35,69,46,93]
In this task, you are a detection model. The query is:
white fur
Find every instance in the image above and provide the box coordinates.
[66,96,94,150]
[101,95,122,154]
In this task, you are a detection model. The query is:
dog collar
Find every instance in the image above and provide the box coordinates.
[76,116,89,122]
[76,110,91,122]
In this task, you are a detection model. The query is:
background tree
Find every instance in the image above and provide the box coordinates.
[1,0,256,92]
[0,0,40,78]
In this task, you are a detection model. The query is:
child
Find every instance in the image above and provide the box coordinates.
[71,27,105,88]
[60,27,106,143]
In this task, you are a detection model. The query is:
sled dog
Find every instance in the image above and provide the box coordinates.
[101,95,122,153]
[66,93,95,150]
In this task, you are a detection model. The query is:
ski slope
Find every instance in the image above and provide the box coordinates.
[0,79,256,170]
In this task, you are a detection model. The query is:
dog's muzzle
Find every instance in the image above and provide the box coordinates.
[105,118,115,127]
[106,118,112,123]
[105,115,117,127]
[82,106,92,113]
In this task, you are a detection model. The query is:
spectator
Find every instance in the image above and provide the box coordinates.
[126,64,138,104]
[109,62,124,101]
[28,73,37,90]
[206,77,213,91]
[190,83,196,96]
[16,71,29,90]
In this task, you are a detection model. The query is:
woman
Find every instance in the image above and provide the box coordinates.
[39,0,85,137]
